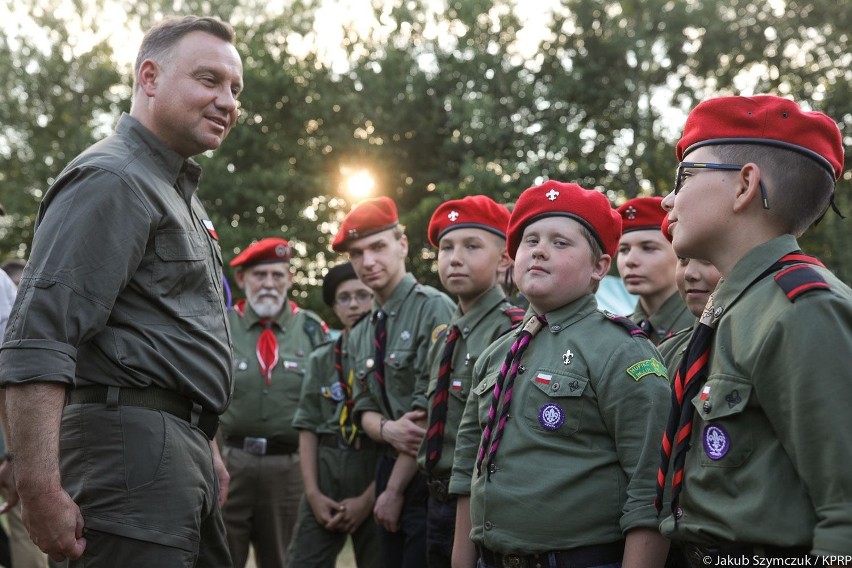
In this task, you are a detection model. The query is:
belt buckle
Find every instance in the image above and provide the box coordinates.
[502,554,524,568]
[428,479,449,502]
[243,437,268,456]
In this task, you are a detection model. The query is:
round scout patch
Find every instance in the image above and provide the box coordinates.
[538,403,565,431]
[702,423,730,460]
[329,383,345,402]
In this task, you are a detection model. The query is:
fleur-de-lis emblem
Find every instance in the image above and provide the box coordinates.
[546,189,559,201]
[448,210,460,221]
[562,349,574,365]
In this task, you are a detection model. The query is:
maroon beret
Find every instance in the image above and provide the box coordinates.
[332,197,399,252]
[677,95,844,180]
[616,197,666,234]
[427,195,510,247]
[507,180,622,259]
[230,238,291,267]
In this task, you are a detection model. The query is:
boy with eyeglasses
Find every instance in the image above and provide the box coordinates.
[289,262,382,567]
[657,95,852,564]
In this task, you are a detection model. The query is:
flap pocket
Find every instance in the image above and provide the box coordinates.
[691,376,754,467]
[155,230,205,261]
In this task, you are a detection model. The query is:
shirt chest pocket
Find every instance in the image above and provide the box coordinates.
[152,229,212,315]
[690,377,754,467]
[472,371,500,427]
[521,370,588,437]
[385,348,417,396]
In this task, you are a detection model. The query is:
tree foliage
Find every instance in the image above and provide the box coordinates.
[1,0,849,323]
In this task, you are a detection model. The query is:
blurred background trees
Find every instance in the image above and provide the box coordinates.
[1,0,849,322]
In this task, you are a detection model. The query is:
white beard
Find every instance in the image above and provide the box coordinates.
[248,290,285,319]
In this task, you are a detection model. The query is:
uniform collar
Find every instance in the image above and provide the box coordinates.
[518,294,598,336]
[711,234,800,313]
[452,286,507,340]
[116,113,201,202]
[241,299,296,329]
[373,272,417,320]
[632,291,690,330]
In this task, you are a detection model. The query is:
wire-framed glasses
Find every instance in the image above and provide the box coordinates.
[674,161,769,209]
[334,291,374,305]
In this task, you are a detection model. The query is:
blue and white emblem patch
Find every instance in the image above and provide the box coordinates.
[538,403,565,431]
[329,383,346,402]
[702,424,730,460]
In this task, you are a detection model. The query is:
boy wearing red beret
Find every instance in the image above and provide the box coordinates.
[616,197,694,344]
[416,196,524,567]
[333,197,454,568]
[450,181,671,568]
[657,95,852,563]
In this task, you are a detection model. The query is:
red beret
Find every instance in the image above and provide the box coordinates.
[427,195,510,247]
[661,214,673,244]
[230,238,291,267]
[616,197,666,234]
[507,180,622,259]
[332,197,399,252]
[677,95,844,180]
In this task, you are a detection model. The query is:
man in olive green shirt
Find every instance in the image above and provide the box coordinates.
[658,95,852,562]
[332,197,454,568]
[221,237,328,568]
[289,262,381,568]
[617,197,693,344]
[416,195,522,568]
[0,16,240,566]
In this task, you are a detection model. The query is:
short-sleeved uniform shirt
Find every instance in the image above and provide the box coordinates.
[294,332,364,440]
[349,273,454,420]
[415,286,520,480]
[629,291,694,345]
[0,114,232,412]
[660,235,852,556]
[220,300,327,444]
[450,294,670,554]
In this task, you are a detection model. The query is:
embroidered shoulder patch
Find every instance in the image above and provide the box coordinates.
[626,358,667,381]
[431,323,448,344]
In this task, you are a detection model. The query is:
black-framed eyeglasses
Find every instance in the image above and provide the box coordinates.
[334,291,374,305]
[674,161,769,209]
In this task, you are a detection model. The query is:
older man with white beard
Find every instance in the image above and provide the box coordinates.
[220,237,329,568]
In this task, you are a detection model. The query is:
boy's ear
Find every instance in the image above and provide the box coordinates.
[592,254,611,282]
[733,163,763,213]
[497,249,512,274]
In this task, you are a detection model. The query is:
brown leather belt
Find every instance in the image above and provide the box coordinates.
[479,541,624,568]
[223,436,298,456]
[68,386,219,440]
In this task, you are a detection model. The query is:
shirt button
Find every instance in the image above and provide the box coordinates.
[484,521,493,530]
[551,382,560,391]
[550,324,561,332]
[488,463,497,475]
[703,401,712,413]
[518,365,526,374]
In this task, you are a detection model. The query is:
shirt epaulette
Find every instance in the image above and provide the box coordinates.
[602,311,649,339]
[503,306,526,328]
[301,310,329,347]
[774,264,830,302]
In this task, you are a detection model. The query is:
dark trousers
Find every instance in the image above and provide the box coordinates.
[426,494,457,568]
[375,455,428,568]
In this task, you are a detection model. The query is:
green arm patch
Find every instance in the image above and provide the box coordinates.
[626,358,668,381]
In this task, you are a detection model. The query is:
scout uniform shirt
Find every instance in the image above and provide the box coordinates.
[657,325,693,381]
[629,291,694,345]
[416,286,521,480]
[449,294,671,554]
[349,273,454,420]
[660,235,852,556]
[221,299,327,444]
[0,114,232,413]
